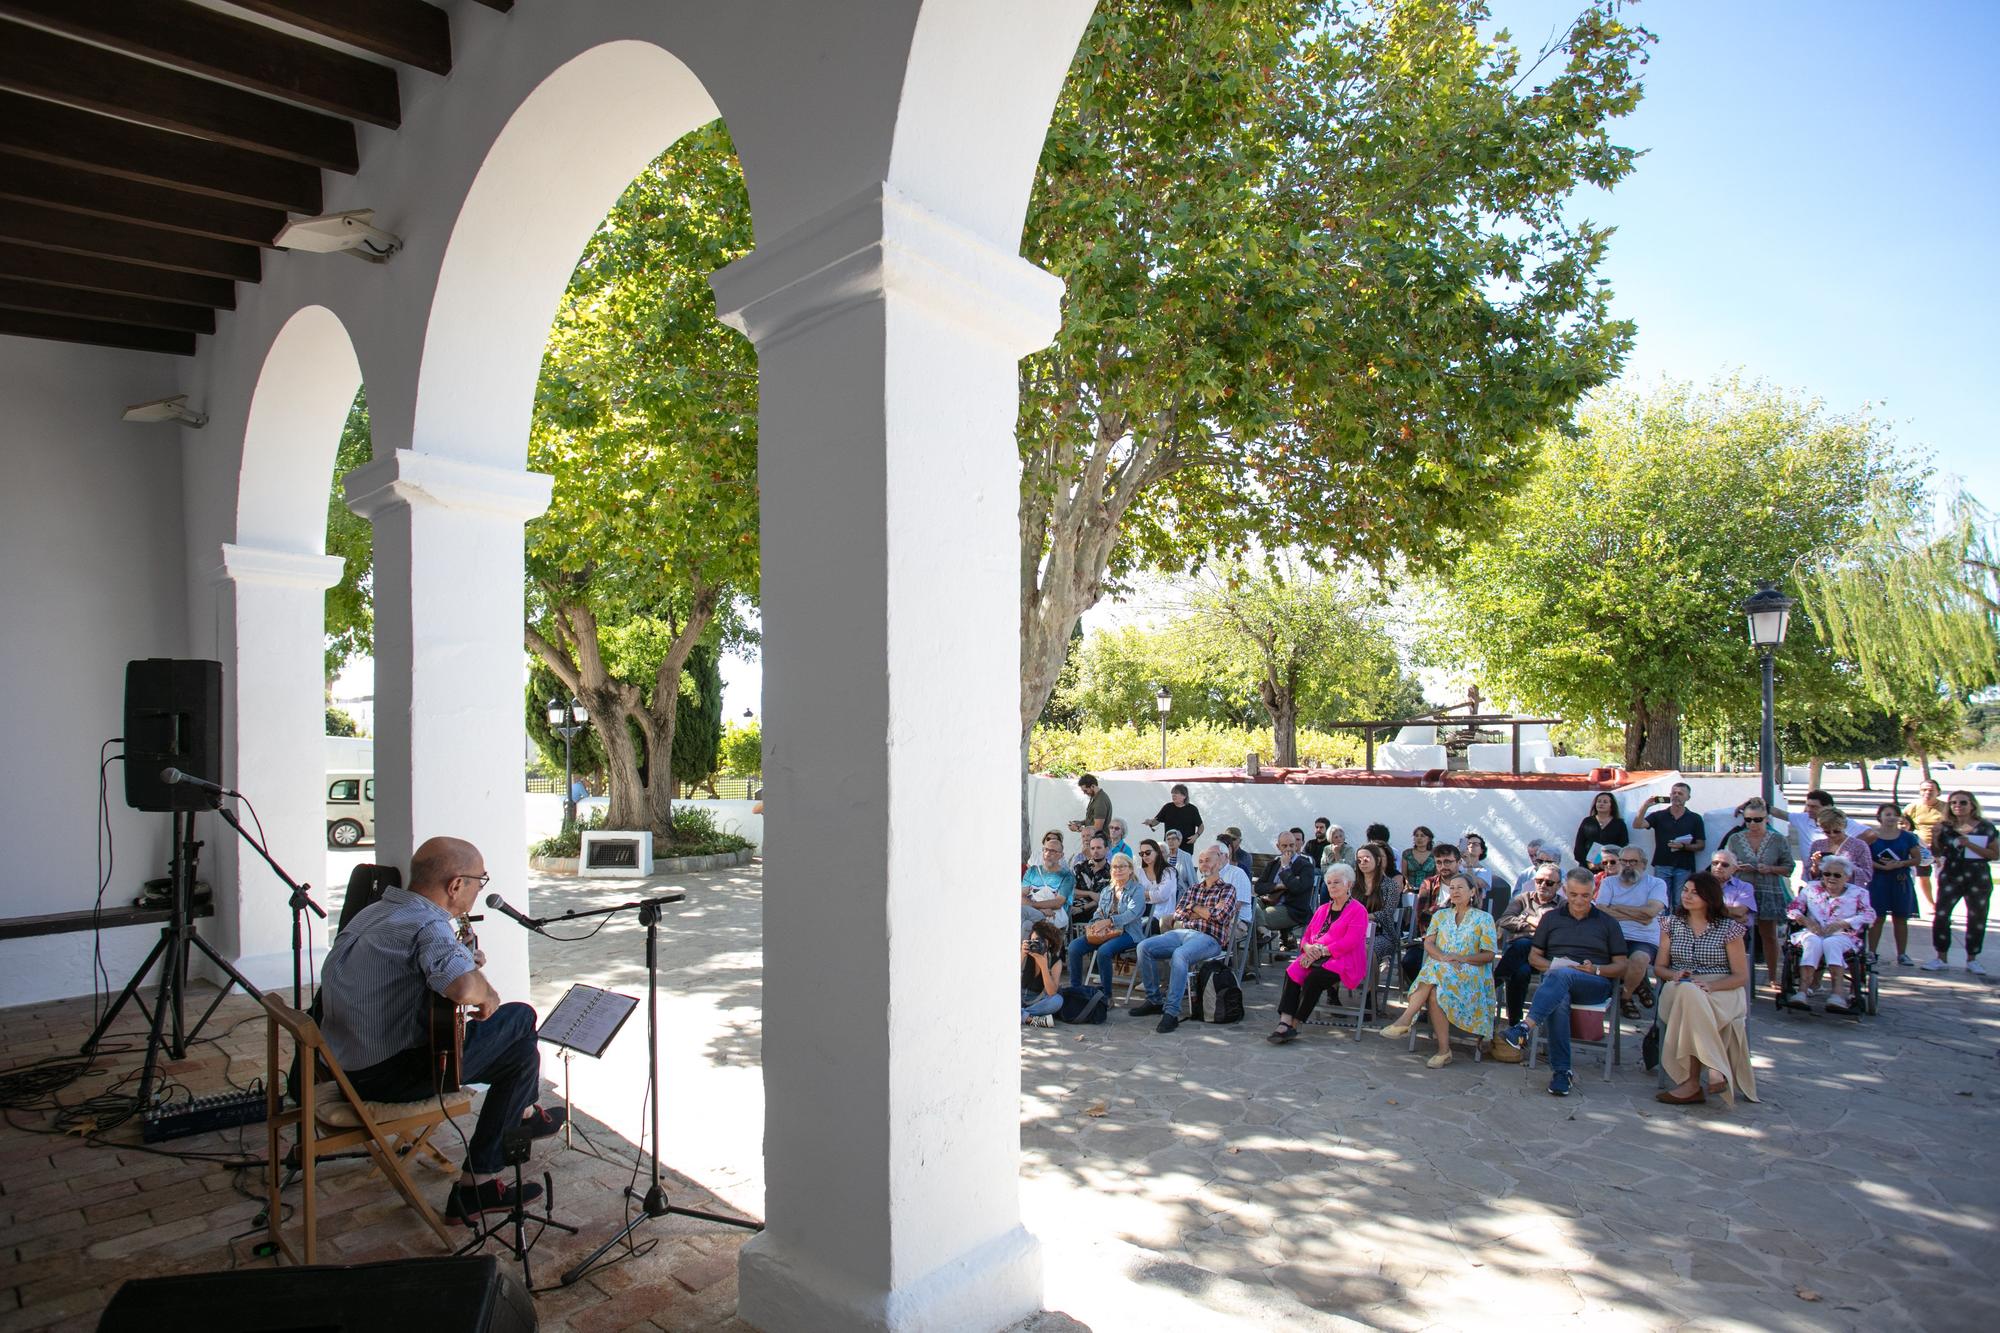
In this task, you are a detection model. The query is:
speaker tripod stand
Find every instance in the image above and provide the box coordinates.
[81,807,261,1109]
[555,893,761,1287]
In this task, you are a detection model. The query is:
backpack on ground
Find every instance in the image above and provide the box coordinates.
[1188,958,1245,1024]
[1055,985,1107,1024]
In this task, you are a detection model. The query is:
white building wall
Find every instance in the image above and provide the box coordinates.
[0,336,188,1008]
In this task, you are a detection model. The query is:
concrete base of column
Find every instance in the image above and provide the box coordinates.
[738,1223,1042,1333]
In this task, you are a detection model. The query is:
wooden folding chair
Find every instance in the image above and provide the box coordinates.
[263,994,473,1263]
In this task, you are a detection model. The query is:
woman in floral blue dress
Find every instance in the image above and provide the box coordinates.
[1378,874,1498,1066]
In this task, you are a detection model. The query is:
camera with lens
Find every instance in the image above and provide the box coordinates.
[1026,937,1050,957]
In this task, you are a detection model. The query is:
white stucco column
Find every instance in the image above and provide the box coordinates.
[209,543,346,991]
[714,183,1064,1333]
[344,451,551,1000]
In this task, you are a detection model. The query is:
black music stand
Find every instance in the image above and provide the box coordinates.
[547,892,762,1287]
[538,984,639,1148]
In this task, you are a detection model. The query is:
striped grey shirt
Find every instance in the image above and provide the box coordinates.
[319,886,475,1071]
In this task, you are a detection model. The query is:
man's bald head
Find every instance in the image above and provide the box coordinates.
[410,836,484,897]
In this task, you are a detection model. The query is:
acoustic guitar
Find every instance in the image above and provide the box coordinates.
[425,914,479,1092]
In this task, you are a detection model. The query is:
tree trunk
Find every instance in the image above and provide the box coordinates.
[593,701,648,829]
[1808,758,1824,789]
[1918,749,1932,781]
[1262,694,1299,767]
[1624,691,1682,770]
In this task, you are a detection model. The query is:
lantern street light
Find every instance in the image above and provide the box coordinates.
[1155,684,1173,769]
[547,695,591,832]
[1739,581,1794,811]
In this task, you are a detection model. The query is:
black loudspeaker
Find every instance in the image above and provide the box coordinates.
[96,1256,536,1333]
[122,658,223,812]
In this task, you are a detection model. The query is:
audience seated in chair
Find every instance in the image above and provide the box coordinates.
[1653,871,1757,1106]
[1496,868,1636,1096]
[1130,845,1238,1035]
[1067,851,1147,1002]
[1595,846,1668,1020]
[1785,855,1875,1013]
[1378,873,1498,1066]
[1267,864,1369,1044]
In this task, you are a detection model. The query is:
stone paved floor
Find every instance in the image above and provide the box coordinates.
[7,857,1998,1331]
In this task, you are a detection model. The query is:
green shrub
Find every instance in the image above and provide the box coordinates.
[1029,722,1365,776]
[531,803,752,860]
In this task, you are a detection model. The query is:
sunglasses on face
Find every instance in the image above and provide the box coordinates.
[1821,870,1848,879]
[1742,816,1764,824]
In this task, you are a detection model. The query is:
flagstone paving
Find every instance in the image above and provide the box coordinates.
[5,857,1996,1331]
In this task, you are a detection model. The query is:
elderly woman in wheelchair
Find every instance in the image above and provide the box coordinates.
[1784,854,1876,1014]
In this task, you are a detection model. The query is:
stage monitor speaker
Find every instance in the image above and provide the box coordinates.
[122,658,223,812]
[96,1256,536,1333]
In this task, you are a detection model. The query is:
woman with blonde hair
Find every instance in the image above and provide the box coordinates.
[1378,873,1497,1067]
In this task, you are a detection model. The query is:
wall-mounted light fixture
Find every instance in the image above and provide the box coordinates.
[274,209,402,262]
[121,394,207,428]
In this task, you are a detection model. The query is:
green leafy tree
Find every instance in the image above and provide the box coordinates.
[1016,0,1652,738]
[1182,560,1425,765]
[526,662,609,781]
[1431,377,1913,767]
[325,703,359,737]
[718,718,762,778]
[523,123,759,839]
[324,389,372,682]
[669,644,725,792]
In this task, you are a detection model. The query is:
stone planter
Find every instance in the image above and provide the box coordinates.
[528,847,753,876]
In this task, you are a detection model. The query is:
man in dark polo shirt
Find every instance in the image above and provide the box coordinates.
[1636,781,1706,896]
[1496,867,1633,1096]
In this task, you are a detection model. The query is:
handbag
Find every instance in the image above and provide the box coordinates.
[1085,918,1122,946]
[1641,1018,1662,1072]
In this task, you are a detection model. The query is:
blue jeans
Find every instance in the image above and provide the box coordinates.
[1657,866,1692,897]
[1021,990,1063,1019]
[1137,929,1223,1017]
[1525,970,1615,1075]
[347,1001,543,1175]
[1495,938,1536,1022]
[1067,933,1136,999]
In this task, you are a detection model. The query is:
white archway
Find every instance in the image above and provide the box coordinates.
[214,306,356,986]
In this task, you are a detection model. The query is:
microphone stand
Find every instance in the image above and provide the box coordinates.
[535,891,761,1287]
[213,802,327,1010]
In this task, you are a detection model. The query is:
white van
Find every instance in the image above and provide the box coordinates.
[326,771,375,847]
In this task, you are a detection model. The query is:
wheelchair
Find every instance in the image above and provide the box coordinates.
[1775,930,1878,1016]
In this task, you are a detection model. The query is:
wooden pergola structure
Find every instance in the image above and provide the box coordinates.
[1324,686,1564,773]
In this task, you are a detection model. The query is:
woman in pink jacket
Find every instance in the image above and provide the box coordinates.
[1785,854,1877,1013]
[1267,863,1368,1043]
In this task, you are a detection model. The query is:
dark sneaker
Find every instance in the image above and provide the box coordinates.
[518,1105,567,1141]
[1156,1014,1181,1034]
[1547,1070,1573,1097]
[1499,1023,1529,1049]
[445,1176,544,1225]
[1130,1002,1164,1017]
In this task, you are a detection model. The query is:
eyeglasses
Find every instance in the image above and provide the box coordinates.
[1534,877,1558,887]
[1617,857,1644,866]
[454,872,492,890]
[1821,870,1848,879]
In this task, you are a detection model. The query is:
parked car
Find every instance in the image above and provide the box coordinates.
[1968,762,2000,772]
[1871,759,1908,770]
[326,771,375,847]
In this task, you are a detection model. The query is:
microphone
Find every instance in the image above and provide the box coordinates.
[484,892,544,933]
[160,767,229,794]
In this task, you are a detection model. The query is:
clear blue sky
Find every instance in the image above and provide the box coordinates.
[1499,0,1998,509]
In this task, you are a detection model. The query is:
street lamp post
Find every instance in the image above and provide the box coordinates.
[1739,581,1794,812]
[547,695,591,832]
[1155,684,1172,769]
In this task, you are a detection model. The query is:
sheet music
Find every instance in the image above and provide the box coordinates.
[537,984,639,1057]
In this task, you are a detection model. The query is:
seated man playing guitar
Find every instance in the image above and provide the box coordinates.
[319,836,565,1222]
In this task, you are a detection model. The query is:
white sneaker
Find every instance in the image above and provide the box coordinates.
[1969,960,1989,977]
[1033,1014,1056,1027]
[1920,957,1947,972]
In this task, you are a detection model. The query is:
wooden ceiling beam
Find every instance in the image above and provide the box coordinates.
[0,21,358,172]
[0,243,235,309]
[0,201,261,282]
[0,155,284,248]
[0,307,196,355]
[0,92,322,213]
[0,0,400,129]
[0,277,216,334]
[227,1,452,78]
